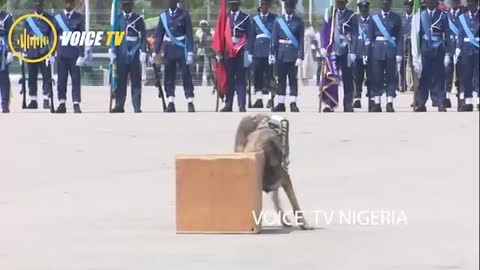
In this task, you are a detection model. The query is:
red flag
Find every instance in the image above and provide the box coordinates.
[212,0,227,94]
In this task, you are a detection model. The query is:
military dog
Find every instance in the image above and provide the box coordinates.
[234,114,311,230]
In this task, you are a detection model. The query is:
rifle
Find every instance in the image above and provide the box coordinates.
[152,63,167,112]
[266,63,278,112]
[209,56,224,112]
[48,60,55,113]
[247,67,252,108]
[318,60,325,112]
[20,60,27,109]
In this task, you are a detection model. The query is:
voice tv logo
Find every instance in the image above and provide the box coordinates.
[60,31,125,47]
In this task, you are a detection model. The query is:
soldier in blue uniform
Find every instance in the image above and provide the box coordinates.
[352,0,371,109]
[218,0,251,112]
[367,0,403,112]
[444,0,463,109]
[248,0,276,109]
[415,0,450,112]
[0,10,14,113]
[53,0,85,113]
[152,0,195,113]
[270,0,304,112]
[25,0,55,110]
[400,0,413,93]
[110,0,146,113]
[455,0,479,112]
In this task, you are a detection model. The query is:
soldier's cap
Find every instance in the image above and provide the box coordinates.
[228,0,240,3]
[260,0,273,5]
[284,0,297,8]
[357,0,370,7]
[199,20,209,26]
[404,0,413,6]
[34,0,44,6]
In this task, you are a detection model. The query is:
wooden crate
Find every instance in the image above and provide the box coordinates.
[176,153,264,234]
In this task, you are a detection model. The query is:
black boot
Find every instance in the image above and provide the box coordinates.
[386,102,395,113]
[290,102,300,112]
[55,103,67,113]
[438,106,447,112]
[266,99,273,109]
[220,104,232,112]
[252,99,264,108]
[43,99,50,109]
[188,102,195,113]
[111,106,125,113]
[344,106,354,112]
[353,100,362,109]
[414,105,427,112]
[457,99,465,112]
[2,107,9,113]
[273,103,286,112]
[372,104,382,112]
[322,107,333,113]
[26,100,38,109]
[443,98,452,108]
[166,102,176,113]
[239,107,247,112]
[73,104,82,114]
[459,104,473,112]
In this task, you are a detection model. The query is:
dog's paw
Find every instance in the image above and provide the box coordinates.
[299,220,314,230]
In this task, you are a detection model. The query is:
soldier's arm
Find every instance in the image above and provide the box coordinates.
[366,18,374,57]
[79,14,85,57]
[154,15,165,54]
[350,14,358,49]
[247,15,255,55]
[443,13,451,55]
[139,17,147,53]
[185,12,194,54]
[396,15,404,57]
[271,19,279,57]
[6,15,13,52]
[298,19,304,60]
[351,16,358,56]
[456,15,464,51]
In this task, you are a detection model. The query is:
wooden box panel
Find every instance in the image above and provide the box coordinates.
[176,153,264,234]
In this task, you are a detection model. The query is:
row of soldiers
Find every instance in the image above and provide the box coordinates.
[320,0,479,112]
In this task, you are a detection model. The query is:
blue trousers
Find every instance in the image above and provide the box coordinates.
[337,54,355,107]
[116,60,142,111]
[372,56,397,99]
[164,57,194,98]
[28,61,51,98]
[225,53,246,108]
[417,54,446,107]
[460,53,480,99]
[276,61,298,97]
[253,57,272,93]
[0,67,10,109]
[57,56,81,103]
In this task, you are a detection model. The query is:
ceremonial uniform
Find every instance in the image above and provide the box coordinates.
[248,4,276,108]
[154,6,195,113]
[333,7,357,112]
[270,3,304,112]
[444,7,463,108]
[456,9,479,111]
[352,11,372,109]
[220,1,251,112]
[415,8,450,111]
[367,9,403,112]
[0,11,13,113]
[400,10,412,93]
[112,9,146,113]
[53,9,84,113]
[24,8,54,109]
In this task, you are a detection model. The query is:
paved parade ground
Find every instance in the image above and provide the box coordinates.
[0,86,479,269]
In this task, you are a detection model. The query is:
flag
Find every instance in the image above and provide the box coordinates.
[411,0,422,76]
[212,0,227,94]
[109,0,120,94]
[319,1,340,108]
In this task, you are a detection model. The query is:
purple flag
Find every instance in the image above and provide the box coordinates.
[320,8,340,109]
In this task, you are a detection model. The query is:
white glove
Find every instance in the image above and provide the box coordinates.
[46,56,55,66]
[150,52,157,64]
[396,55,402,64]
[320,48,327,58]
[108,48,117,64]
[6,52,14,64]
[454,48,461,64]
[362,55,368,65]
[268,54,276,65]
[413,60,422,78]
[75,56,85,66]
[295,58,303,67]
[444,55,451,68]
[349,53,356,63]
[247,54,253,65]
[186,52,194,65]
[140,51,147,64]
[215,53,223,63]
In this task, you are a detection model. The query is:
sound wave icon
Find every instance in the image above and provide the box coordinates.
[16,29,50,51]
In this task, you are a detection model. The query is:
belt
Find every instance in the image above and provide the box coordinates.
[126,36,138,42]
[464,37,480,42]
[279,39,293,44]
[164,35,186,42]
[256,34,270,39]
[375,36,396,41]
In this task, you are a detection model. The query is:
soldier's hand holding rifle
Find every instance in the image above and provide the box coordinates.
[320,48,327,58]
[453,48,461,64]
[139,50,147,64]
[186,52,194,65]
[444,54,451,68]
[108,48,117,64]
[268,54,276,65]
[6,52,13,64]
